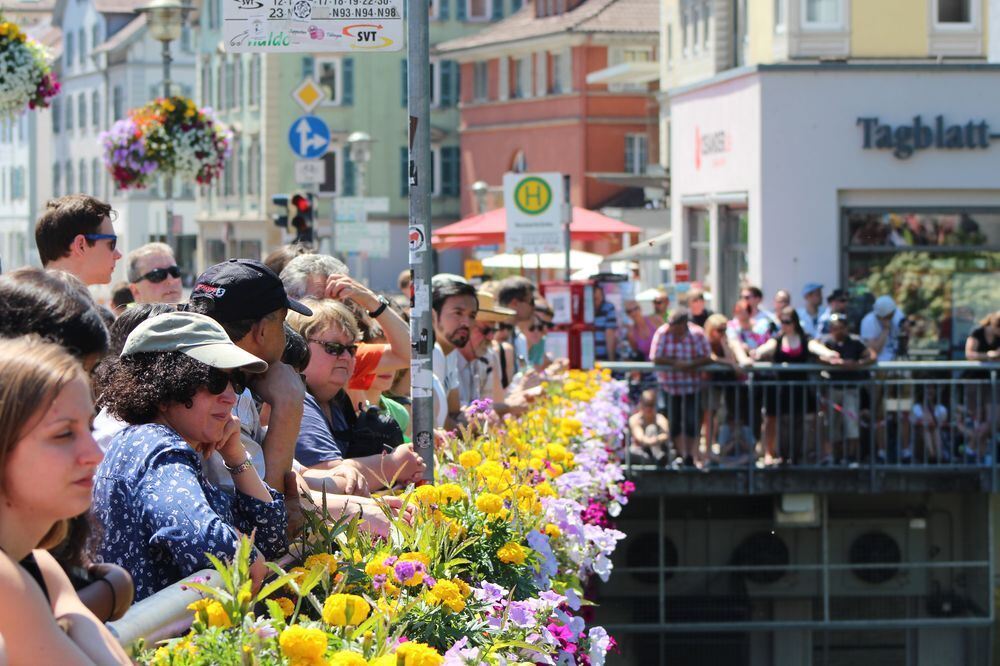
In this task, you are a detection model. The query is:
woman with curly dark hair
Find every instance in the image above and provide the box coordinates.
[92,311,288,601]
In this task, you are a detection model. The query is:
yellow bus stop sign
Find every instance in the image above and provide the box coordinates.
[513,177,553,216]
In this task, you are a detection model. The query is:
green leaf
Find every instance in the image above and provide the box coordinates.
[255,573,297,603]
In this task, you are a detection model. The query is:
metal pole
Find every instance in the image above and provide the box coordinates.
[407,0,434,479]
[162,40,176,255]
[563,174,571,281]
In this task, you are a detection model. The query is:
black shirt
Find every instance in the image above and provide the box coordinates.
[821,334,870,381]
[691,309,713,329]
[969,326,1000,353]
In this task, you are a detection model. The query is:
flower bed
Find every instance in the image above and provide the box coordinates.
[140,370,631,666]
[0,18,59,119]
[100,96,232,190]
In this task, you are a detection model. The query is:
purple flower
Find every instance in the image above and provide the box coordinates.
[393,560,418,582]
[507,601,536,629]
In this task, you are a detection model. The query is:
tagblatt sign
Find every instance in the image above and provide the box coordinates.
[224,0,404,53]
[503,172,566,255]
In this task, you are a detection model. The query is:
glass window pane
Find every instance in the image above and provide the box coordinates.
[938,0,970,23]
[805,0,839,24]
[847,211,1000,248]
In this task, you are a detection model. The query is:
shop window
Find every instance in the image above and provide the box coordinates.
[843,209,1000,358]
[686,207,710,288]
[937,0,970,23]
[720,206,749,317]
[802,0,842,28]
[473,61,489,101]
[624,134,648,174]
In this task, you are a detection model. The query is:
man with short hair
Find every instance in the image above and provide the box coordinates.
[821,313,876,464]
[35,194,122,285]
[649,308,712,468]
[685,288,712,328]
[127,242,183,304]
[456,291,514,405]
[496,276,535,367]
[797,282,824,338]
[432,276,479,428]
[593,285,619,362]
[861,295,906,362]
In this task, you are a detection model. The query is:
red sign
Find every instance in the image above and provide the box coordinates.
[674,262,690,283]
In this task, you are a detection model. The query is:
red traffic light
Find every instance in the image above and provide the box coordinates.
[291,194,312,213]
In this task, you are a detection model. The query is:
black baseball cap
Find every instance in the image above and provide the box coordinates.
[828,288,849,302]
[191,259,312,323]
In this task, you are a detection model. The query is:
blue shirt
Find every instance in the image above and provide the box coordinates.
[93,424,287,601]
[295,392,351,467]
[594,300,618,360]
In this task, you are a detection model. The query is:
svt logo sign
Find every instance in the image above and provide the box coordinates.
[341,24,394,49]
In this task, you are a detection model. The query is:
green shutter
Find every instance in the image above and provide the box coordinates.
[440,60,454,107]
[401,59,408,107]
[511,0,521,9]
[456,0,466,20]
[343,150,355,196]
[442,146,460,196]
[301,56,314,79]
[400,147,409,197]
[342,58,354,105]
[439,0,450,20]
[491,0,503,20]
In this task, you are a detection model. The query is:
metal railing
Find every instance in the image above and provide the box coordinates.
[604,361,999,489]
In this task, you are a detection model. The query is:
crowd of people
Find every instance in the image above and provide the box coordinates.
[614,283,1000,470]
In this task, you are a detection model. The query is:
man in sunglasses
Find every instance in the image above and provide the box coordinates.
[127,242,184,304]
[35,194,122,285]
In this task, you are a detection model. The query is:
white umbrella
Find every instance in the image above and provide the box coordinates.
[481,250,603,270]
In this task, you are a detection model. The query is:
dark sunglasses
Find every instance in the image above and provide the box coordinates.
[206,367,247,395]
[137,265,181,284]
[780,319,795,325]
[309,339,359,358]
[498,323,515,331]
[528,324,546,332]
[478,326,497,336]
[84,233,117,251]
[653,299,668,305]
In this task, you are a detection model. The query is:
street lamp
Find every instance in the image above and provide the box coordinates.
[346,131,373,197]
[138,0,188,256]
[472,180,489,214]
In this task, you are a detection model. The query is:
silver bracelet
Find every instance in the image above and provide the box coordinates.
[225,455,254,475]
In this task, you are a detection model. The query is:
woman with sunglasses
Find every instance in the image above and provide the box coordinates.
[753,307,838,465]
[288,299,425,491]
[93,312,287,601]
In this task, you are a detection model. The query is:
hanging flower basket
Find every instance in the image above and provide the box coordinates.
[100,96,232,190]
[0,18,60,119]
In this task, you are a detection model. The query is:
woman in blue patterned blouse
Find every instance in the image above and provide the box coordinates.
[92,311,288,601]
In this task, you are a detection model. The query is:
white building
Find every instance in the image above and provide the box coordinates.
[668,63,1000,358]
[47,0,197,281]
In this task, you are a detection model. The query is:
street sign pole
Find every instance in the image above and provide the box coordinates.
[408,0,434,480]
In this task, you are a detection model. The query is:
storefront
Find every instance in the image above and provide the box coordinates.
[668,64,1000,358]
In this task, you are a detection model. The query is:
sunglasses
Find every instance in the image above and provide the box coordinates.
[309,339,359,358]
[528,324,546,332]
[498,323,515,331]
[780,319,795,325]
[206,367,247,395]
[137,265,181,284]
[478,326,497,336]
[653,299,668,305]
[84,233,117,251]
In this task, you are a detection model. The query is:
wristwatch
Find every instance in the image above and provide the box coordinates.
[225,455,254,475]
[368,295,390,318]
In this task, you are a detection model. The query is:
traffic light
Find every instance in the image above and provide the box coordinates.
[272,194,289,229]
[290,192,315,244]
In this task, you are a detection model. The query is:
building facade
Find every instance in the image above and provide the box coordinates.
[436,0,660,227]
[194,0,506,290]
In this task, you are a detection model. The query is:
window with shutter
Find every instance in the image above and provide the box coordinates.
[442,146,460,196]
[440,60,456,106]
[343,150,355,196]
[473,61,488,101]
[399,147,408,197]
[439,0,450,19]
[456,0,466,20]
[342,58,354,105]
[492,0,503,19]
[400,59,407,107]
[316,58,342,105]
[302,55,315,80]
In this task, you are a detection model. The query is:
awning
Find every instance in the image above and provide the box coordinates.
[585,61,660,86]
[602,230,672,261]
[433,206,641,249]
[482,250,603,270]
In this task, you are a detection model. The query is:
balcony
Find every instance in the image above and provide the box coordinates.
[603,361,999,495]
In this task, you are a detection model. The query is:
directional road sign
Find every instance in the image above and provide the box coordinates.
[288,116,330,159]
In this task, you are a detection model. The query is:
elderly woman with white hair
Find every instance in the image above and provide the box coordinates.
[279,253,350,300]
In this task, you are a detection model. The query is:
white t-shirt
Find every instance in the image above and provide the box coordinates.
[432,343,460,426]
[860,309,906,362]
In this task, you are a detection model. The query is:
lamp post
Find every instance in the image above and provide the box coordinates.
[346,131,373,281]
[472,180,489,214]
[139,0,186,256]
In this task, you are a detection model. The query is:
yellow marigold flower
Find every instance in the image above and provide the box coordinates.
[370,656,396,666]
[413,484,440,505]
[536,482,556,497]
[272,596,295,617]
[322,593,371,627]
[428,579,465,613]
[377,595,402,620]
[399,551,430,567]
[546,443,567,461]
[458,450,482,469]
[384,580,401,596]
[454,578,471,597]
[395,641,444,666]
[497,542,527,565]
[328,651,368,666]
[288,566,309,583]
[304,553,339,574]
[437,482,465,504]
[365,554,391,577]
[475,492,503,515]
[545,463,564,478]
[279,625,327,664]
[529,457,544,470]
[477,460,503,479]
[544,523,562,538]
[150,646,171,666]
[187,598,232,628]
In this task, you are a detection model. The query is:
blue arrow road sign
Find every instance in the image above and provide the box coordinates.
[288,115,331,159]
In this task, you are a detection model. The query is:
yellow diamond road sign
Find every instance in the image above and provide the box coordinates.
[292,79,325,113]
